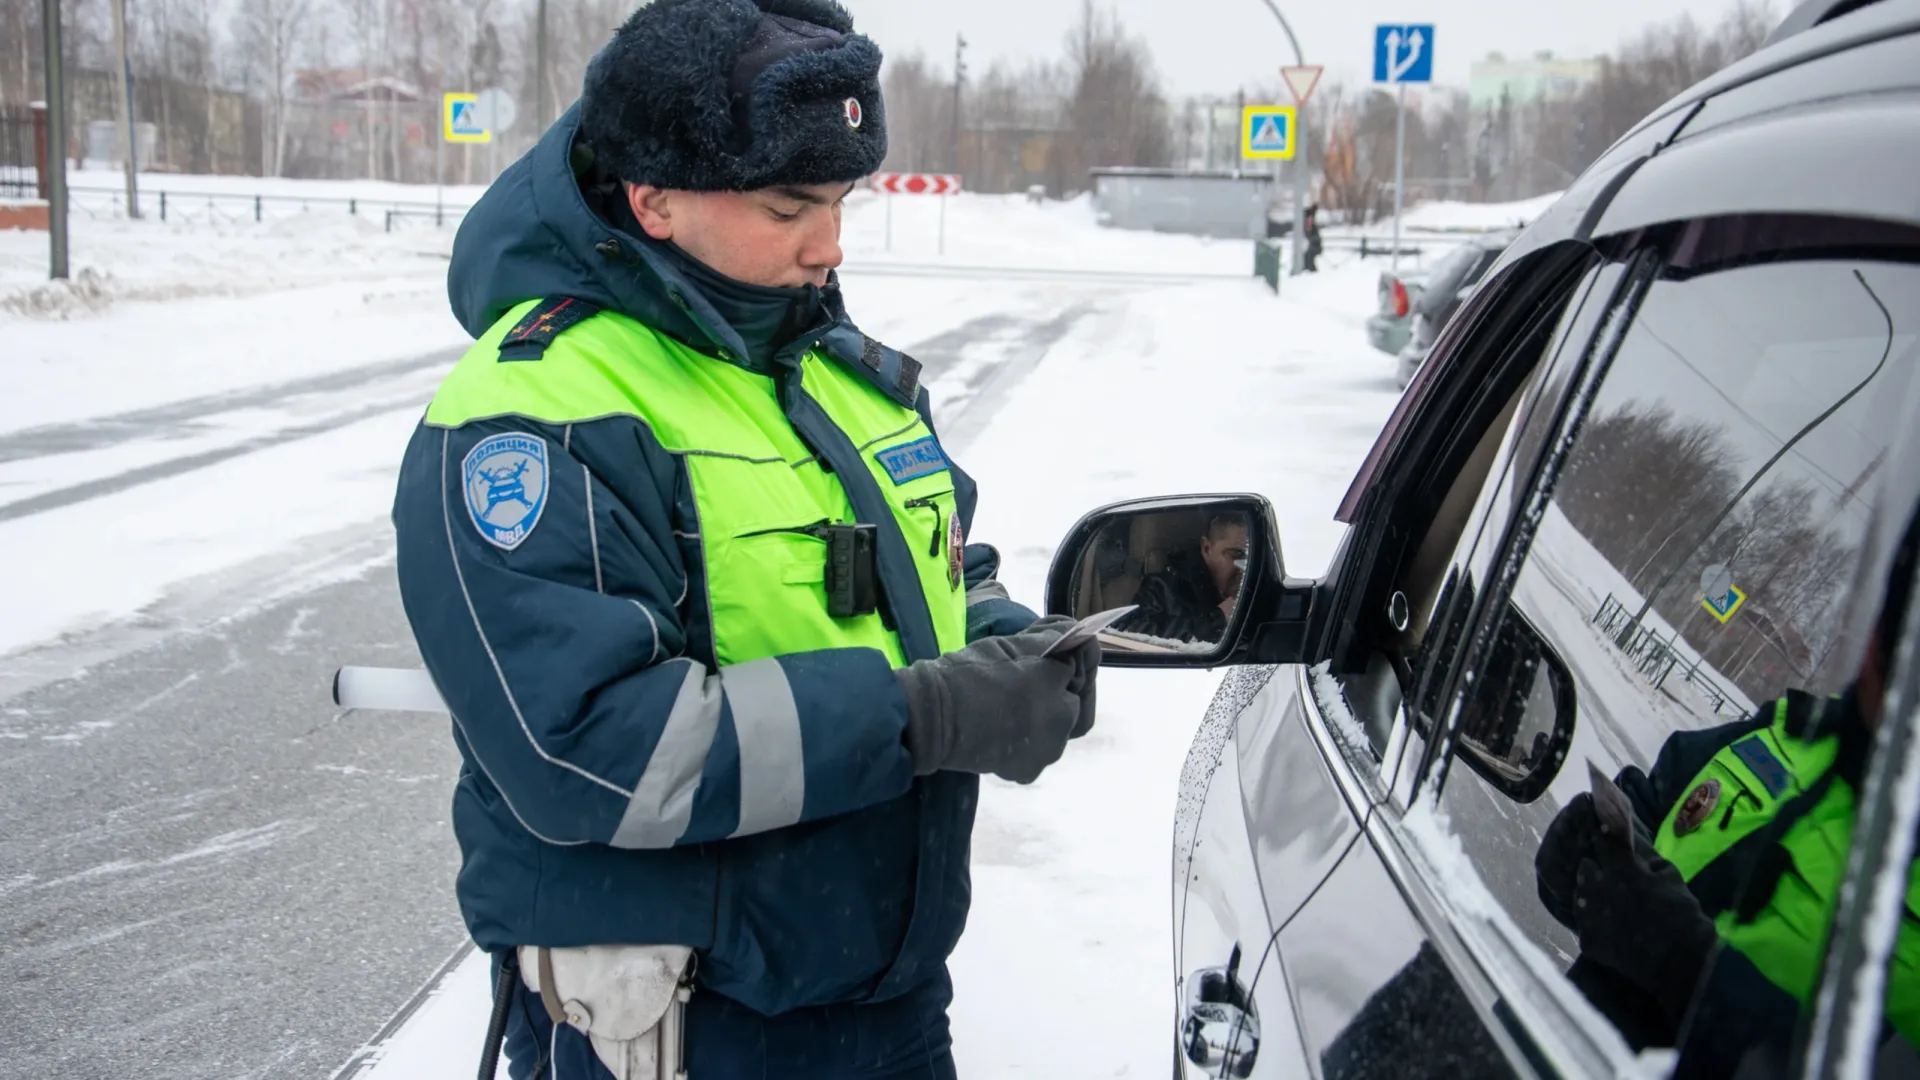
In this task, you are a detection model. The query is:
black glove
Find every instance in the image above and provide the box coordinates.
[1572,840,1720,1022]
[1536,793,1601,930]
[1537,791,1659,930]
[896,616,1101,784]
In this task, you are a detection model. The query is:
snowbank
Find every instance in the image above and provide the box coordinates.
[1400,191,1564,234]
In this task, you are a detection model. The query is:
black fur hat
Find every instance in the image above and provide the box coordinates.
[580,0,887,191]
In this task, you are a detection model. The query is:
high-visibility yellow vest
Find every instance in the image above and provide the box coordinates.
[426,298,969,667]
[1655,697,1920,1039]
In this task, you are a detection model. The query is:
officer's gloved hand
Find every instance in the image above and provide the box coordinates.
[897,615,1101,784]
[1536,793,1601,930]
[1571,838,1720,1022]
[1537,791,1660,929]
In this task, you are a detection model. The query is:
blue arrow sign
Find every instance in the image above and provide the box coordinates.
[1374,24,1435,84]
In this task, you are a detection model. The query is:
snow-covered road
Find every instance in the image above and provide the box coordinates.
[0,176,1439,1079]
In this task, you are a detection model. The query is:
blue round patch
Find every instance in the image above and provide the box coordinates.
[463,432,549,551]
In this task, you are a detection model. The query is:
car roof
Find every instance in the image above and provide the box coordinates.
[1597,0,1919,171]
[1487,0,1918,272]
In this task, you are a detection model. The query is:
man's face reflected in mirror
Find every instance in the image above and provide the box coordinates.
[1200,516,1250,617]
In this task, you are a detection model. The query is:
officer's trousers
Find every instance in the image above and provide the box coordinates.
[496,953,960,1080]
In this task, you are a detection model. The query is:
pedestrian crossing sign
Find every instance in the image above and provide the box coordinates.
[444,93,489,144]
[1702,583,1747,623]
[1242,106,1296,160]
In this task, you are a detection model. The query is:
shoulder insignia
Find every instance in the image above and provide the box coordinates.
[497,297,601,362]
[830,331,918,407]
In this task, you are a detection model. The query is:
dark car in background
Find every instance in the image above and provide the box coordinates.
[1365,231,1516,369]
[1394,229,1520,389]
[1045,0,1920,1076]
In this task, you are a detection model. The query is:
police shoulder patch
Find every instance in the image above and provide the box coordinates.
[463,432,550,550]
[876,435,949,485]
[497,296,600,362]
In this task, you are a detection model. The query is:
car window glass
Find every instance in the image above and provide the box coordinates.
[1436,228,1920,1061]
[1326,254,1605,774]
[1394,264,1619,778]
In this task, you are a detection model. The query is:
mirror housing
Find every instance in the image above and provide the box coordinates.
[1450,603,1577,802]
[1044,493,1319,668]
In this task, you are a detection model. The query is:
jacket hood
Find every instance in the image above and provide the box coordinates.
[447,102,845,371]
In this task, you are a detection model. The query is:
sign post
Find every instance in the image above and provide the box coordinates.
[1280,65,1322,276]
[444,92,490,201]
[1373,24,1434,272]
[870,173,963,255]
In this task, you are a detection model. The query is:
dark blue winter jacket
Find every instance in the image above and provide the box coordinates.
[391,105,1033,1015]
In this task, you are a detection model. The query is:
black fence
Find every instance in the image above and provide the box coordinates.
[63,184,471,230]
[1,106,40,201]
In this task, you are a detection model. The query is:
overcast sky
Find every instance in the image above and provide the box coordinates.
[842,0,1770,98]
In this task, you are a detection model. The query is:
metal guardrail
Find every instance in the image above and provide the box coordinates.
[64,184,473,231]
[1593,592,1741,715]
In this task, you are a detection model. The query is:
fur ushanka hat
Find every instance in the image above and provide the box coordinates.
[579,0,887,192]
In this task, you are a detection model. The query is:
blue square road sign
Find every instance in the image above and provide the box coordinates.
[1374,24,1435,84]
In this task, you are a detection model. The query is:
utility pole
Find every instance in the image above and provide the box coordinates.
[951,33,966,176]
[1251,0,1307,274]
[534,0,549,132]
[41,0,68,278]
[1392,80,1406,272]
[110,0,140,218]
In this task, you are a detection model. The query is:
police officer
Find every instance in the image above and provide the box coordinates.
[390,2,1100,1076]
[1534,490,1920,1076]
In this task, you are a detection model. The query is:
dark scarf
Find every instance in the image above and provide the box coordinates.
[593,171,828,371]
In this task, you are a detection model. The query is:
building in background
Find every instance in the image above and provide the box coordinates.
[1089,167,1273,240]
[1468,51,1601,203]
[1468,51,1602,109]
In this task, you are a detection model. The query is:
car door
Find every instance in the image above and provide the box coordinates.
[1269,241,1616,1080]
[1165,235,1611,1080]
[1407,212,1920,1075]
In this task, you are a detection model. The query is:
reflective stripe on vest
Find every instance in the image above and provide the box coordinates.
[1654,698,1920,1040]
[426,299,968,668]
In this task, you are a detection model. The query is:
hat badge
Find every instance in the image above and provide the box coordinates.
[844,97,863,130]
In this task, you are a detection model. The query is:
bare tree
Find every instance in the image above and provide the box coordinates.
[233,0,310,176]
[1061,0,1170,176]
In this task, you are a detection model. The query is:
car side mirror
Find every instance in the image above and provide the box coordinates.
[1451,602,1576,802]
[1044,494,1316,668]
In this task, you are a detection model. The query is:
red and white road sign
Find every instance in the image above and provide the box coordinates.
[871,173,963,195]
[1281,65,1324,105]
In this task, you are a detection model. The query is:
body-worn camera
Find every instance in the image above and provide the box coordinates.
[825,523,879,618]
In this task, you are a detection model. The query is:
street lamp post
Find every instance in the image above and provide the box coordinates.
[40,0,68,278]
[1251,0,1307,275]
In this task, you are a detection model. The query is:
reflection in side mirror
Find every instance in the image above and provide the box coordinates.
[1045,494,1280,668]
[1454,604,1576,802]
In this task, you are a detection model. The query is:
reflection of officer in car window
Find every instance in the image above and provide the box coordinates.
[1533,509,1920,1077]
[1116,513,1250,643]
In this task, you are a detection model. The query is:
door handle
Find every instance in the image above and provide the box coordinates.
[1182,943,1260,1078]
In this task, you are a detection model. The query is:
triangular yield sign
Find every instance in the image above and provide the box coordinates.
[1281,65,1324,105]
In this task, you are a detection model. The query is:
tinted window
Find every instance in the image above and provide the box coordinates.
[1439,224,1920,1054]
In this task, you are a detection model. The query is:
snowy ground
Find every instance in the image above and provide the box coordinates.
[1,166,1490,1078]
